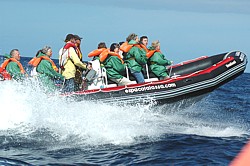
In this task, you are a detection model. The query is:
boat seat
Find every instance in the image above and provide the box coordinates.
[145,78,159,82]
[85,60,106,90]
[128,81,137,85]
[105,64,160,85]
[106,84,117,88]
[87,84,100,90]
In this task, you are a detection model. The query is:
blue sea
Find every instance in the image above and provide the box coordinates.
[0,56,249,165]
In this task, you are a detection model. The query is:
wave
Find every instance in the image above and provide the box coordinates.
[0,157,31,166]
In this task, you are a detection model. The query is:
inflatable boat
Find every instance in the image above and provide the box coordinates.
[63,51,248,105]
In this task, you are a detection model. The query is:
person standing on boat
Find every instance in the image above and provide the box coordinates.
[0,49,26,81]
[100,43,133,86]
[121,33,147,83]
[29,46,64,91]
[74,35,83,61]
[147,40,172,80]
[88,42,108,61]
[59,34,87,93]
[74,34,84,91]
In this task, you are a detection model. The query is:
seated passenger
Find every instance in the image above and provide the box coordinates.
[118,41,125,59]
[0,49,26,81]
[147,40,172,80]
[29,46,64,91]
[88,42,108,61]
[100,43,133,86]
[140,35,149,52]
[82,62,97,89]
[121,33,147,83]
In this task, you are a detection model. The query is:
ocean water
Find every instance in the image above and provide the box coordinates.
[0,56,249,165]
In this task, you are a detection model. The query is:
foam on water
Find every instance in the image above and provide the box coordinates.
[0,79,248,147]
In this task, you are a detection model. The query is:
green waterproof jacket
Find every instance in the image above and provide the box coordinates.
[124,40,147,72]
[4,54,25,81]
[103,55,125,79]
[148,47,172,77]
[6,61,25,81]
[36,52,64,91]
[36,52,64,80]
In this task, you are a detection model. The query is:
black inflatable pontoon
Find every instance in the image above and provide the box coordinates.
[64,51,247,105]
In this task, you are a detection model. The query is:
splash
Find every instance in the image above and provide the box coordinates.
[0,80,248,147]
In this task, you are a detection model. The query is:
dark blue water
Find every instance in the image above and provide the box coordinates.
[0,56,249,165]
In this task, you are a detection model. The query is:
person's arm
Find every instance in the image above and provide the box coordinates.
[132,47,147,65]
[111,57,125,73]
[40,60,64,80]
[69,47,86,69]
[151,52,172,66]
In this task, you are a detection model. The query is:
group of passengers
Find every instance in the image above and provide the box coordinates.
[0,33,172,93]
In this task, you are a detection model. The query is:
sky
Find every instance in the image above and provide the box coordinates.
[1,0,249,72]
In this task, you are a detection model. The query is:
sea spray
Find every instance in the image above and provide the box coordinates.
[0,79,248,149]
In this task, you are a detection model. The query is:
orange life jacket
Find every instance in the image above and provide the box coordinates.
[88,48,107,57]
[75,47,82,60]
[59,42,77,70]
[62,42,78,59]
[120,42,132,53]
[64,42,76,50]
[146,50,161,58]
[140,44,149,53]
[1,58,26,74]
[28,56,59,72]
[120,41,146,53]
[99,49,124,64]
[0,67,11,80]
